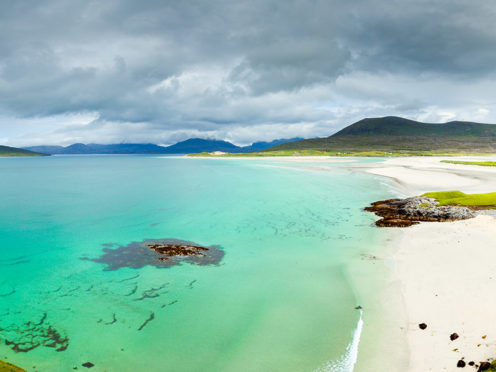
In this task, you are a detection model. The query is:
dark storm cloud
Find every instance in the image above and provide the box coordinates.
[1,0,495,145]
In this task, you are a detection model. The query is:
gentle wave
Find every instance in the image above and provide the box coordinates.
[315,311,363,372]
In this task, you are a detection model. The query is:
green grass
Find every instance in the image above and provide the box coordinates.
[422,191,496,207]
[441,160,496,167]
[485,360,496,371]
[188,150,496,158]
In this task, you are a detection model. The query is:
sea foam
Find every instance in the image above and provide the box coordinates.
[314,311,363,372]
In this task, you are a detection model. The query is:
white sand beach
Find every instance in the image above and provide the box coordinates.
[361,157,496,371]
[186,154,496,371]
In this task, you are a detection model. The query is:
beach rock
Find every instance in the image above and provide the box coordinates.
[457,359,466,367]
[478,362,491,371]
[419,323,427,330]
[375,218,418,227]
[365,196,476,227]
[450,333,459,341]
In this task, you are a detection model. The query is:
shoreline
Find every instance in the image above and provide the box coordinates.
[354,156,496,371]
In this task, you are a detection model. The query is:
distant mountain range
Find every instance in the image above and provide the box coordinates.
[271,116,496,153]
[11,116,496,156]
[0,145,46,157]
[24,138,302,155]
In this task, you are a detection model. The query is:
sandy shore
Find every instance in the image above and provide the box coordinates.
[360,157,496,371]
[184,154,496,370]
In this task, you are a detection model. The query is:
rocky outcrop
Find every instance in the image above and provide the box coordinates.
[147,243,208,260]
[82,238,224,270]
[0,361,27,372]
[365,196,475,227]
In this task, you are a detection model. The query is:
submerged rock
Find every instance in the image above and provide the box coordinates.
[365,196,475,227]
[81,238,224,271]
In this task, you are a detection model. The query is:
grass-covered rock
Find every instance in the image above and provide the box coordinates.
[0,360,27,372]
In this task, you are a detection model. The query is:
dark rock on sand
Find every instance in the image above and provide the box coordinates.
[81,238,224,270]
[419,323,427,330]
[478,362,492,371]
[457,359,466,367]
[365,196,475,227]
[450,332,460,341]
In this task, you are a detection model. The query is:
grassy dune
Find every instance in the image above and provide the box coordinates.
[422,191,496,207]
[441,160,496,167]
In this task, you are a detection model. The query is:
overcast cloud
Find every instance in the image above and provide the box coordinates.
[1,0,496,146]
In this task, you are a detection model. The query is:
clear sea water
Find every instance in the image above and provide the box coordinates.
[0,156,392,372]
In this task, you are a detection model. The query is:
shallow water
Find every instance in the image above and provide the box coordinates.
[0,156,391,372]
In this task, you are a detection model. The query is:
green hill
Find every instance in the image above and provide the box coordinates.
[0,145,46,157]
[270,116,496,153]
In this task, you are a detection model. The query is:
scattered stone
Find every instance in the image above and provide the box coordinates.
[355,306,362,310]
[469,361,475,366]
[81,362,94,368]
[482,335,487,339]
[457,359,466,368]
[451,333,460,341]
[419,323,427,330]
[365,197,476,227]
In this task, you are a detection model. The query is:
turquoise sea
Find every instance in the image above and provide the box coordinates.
[0,156,393,372]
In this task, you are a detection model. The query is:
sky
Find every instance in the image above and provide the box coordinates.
[1,0,496,147]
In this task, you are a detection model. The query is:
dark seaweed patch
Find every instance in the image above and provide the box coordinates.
[137,312,154,331]
[82,239,224,271]
[0,313,69,353]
